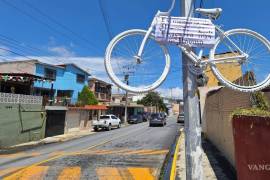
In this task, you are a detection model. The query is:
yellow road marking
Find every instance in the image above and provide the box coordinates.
[124,149,159,155]
[0,153,25,159]
[170,128,184,180]
[96,167,155,180]
[139,149,169,155]
[0,167,24,177]
[128,167,155,180]
[0,152,40,159]
[2,132,134,179]
[57,167,81,180]
[96,167,123,180]
[48,151,66,157]
[3,166,49,180]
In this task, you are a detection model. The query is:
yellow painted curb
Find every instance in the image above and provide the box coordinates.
[170,128,184,180]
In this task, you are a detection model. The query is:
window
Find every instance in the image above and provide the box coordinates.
[44,68,56,80]
[111,116,117,119]
[100,115,109,119]
[77,74,85,83]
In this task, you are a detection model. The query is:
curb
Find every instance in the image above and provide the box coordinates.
[170,127,184,180]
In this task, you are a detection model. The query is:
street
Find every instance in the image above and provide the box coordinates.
[0,116,180,179]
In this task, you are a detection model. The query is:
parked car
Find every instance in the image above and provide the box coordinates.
[177,112,184,123]
[160,112,167,118]
[128,114,143,124]
[92,114,121,131]
[149,113,167,127]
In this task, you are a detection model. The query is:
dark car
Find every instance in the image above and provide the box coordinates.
[128,114,143,124]
[149,113,166,127]
[177,112,184,123]
[141,112,151,122]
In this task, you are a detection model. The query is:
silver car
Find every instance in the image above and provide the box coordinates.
[149,113,167,127]
[177,112,184,123]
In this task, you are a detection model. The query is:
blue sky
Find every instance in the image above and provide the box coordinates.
[0,0,269,98]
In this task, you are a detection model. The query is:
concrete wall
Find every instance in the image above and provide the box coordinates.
[204,53,242,87]
[65,109,91,132]
[0,61,36,74]
[203,87,251,167]
[265,91,270,102]
[0,103,45,147]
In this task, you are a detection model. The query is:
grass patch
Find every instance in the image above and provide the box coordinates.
[232,108,270,117]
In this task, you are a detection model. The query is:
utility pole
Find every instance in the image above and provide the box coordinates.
[124,74,129,124]
[181,0,203,179]
[122,64,134,124]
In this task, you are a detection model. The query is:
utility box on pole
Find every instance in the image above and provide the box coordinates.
[181,0,203,179]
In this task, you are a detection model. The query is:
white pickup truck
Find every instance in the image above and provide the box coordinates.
[92,114,121,131]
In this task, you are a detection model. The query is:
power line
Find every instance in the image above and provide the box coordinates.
[1,0,101,54]
[21,0,102,54]
[0,34,74,68]
[98,0,113,40]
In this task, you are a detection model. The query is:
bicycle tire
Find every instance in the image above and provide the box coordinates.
[104,29,171,93]
[210,29,270,92]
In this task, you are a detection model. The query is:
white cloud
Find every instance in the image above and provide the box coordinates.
[0,45,11,56]
[157,87,183,99]
[4,55,110,83]
[0,55,182,99]
[48,46,75,57]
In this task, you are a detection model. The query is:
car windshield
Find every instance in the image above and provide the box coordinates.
[151,114,159,118]
[179,113,184,116]
[100,115,110,119]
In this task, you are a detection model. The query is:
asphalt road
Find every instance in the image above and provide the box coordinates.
[0,116,180,180]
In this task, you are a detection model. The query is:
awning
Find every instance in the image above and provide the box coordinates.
[69,105,108,111]
[84,105,107,110]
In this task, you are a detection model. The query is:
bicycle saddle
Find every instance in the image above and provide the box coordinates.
[195,8,222,20]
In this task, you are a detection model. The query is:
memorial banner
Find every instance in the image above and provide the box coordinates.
[155,16,216,47]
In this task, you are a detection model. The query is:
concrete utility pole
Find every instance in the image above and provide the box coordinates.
[124,74,129,124]
[181,0,203,179]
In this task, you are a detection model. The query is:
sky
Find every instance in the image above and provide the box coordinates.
[0,0,269,99]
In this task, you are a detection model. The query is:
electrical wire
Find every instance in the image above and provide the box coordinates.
[21,0,102,55]
[0,0,102,55]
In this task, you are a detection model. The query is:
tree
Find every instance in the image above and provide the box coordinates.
[138,92,167,112]
[78,86,98,106]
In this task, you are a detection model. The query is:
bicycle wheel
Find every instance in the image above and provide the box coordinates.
[210,29,270,92]
[105,29,170,93]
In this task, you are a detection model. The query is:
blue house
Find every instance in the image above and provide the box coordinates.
[33,61,90,104]
[0,60,90,104]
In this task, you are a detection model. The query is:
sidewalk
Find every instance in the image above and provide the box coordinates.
[175,130,236,180]
[1,123,130,154]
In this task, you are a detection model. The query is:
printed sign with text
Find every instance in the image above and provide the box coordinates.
[155,16,216,47]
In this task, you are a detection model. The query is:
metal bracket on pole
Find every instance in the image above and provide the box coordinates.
[181,0,203,179]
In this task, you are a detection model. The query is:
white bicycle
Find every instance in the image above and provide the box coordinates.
[105,0,270,93]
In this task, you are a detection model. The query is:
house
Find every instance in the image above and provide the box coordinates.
[202,52,243,87]
[0,60,90,104]
[88,77,112,103]
[65,105,108,133]
[198,52,270,168]
[109,93,144,121]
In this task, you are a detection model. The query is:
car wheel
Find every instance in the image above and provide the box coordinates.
[94,127,98,131]
[107,124,112,131]
[118,123,121,128]
[149,124,152,127]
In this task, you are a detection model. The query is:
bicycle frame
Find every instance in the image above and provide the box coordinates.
[136,10,248,67]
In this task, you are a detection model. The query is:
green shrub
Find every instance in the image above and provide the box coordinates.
[250,91,270,111]
[78,86,98,106]
[232,108,270,117]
